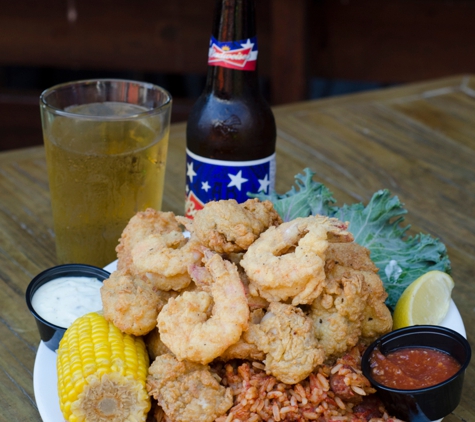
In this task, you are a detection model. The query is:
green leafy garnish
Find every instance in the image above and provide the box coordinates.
[251,169,451,310]
[254,168,338,220]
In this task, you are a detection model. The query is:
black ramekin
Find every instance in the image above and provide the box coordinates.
[25,264,110,352]
[361,325,471,422]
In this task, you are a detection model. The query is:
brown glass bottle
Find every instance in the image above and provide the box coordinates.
[185,0,276,218]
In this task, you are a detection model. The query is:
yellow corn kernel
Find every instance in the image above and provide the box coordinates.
[57,312,150,422]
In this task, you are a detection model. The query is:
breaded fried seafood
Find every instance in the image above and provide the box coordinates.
[158,252,249,365]
[310,242,392,361]
[147,354,233,422]
[310,274,370,361]
[179,198,282,254]
[116,209,181,273]
[131,231,203,292]
[240,215,353,305]
[245,302,325,384]
[98,199,398,422]
[219,309,266,362]
[325,242,392,343]
[144,328,171,362]
[101,269,176,336]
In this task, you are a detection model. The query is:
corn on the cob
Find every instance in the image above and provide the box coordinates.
[56,312,150,422]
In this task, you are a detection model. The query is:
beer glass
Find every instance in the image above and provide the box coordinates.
[40,79,172,267]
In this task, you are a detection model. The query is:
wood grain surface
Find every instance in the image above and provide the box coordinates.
[0,75,473,422]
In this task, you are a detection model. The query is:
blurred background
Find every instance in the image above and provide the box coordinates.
[2,0,475,151]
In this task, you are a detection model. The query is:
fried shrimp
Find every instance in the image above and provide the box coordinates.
[116,208,181,273]
[101,270,176,336]
[179,198,282,254]
[241,215,353,305]
[219,309,266,362]
[190,252,270,310]
[245,302,325,384]
[147,354,233,422]
[218,337,265,362]
[131,231,203,291]
[158,252,250,365]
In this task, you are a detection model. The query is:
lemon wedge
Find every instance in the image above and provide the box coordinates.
[392,270,454,330]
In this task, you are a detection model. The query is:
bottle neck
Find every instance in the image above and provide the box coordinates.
[205,0,260,97]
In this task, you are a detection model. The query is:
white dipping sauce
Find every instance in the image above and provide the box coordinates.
[31,276,103,328]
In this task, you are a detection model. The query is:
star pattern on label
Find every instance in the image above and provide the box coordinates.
[185,150,274,218]
[258,173,270,193]
[187,162,197,182]
[228,170,248,191]
[241,39,254,49]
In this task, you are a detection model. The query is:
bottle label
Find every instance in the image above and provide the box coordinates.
[185,149,275,218]
[208,36,258,71]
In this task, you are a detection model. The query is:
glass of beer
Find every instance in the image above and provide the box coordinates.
[40,79,172,267]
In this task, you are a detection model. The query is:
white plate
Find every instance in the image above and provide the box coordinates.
[33,270,465,422]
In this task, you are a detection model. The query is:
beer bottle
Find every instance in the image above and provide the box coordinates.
[185,0,276,218]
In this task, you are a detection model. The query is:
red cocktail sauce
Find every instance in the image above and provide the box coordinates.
[369,347,461,390]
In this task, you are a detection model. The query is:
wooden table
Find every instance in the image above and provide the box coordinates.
[0,75,473,421]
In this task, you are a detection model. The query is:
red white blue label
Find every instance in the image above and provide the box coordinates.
[185,149,275,218]
[208,36,258,71]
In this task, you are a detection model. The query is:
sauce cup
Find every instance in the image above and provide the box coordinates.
[361,325,471,422]
[26,264,110,351]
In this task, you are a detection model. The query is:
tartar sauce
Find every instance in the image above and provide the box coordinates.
[31,276,103,328]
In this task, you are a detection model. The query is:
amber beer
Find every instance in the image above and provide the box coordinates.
[40,80,171,267]
[185,0,276,218]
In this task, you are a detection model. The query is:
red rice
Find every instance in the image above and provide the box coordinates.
[213,346,405,422]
